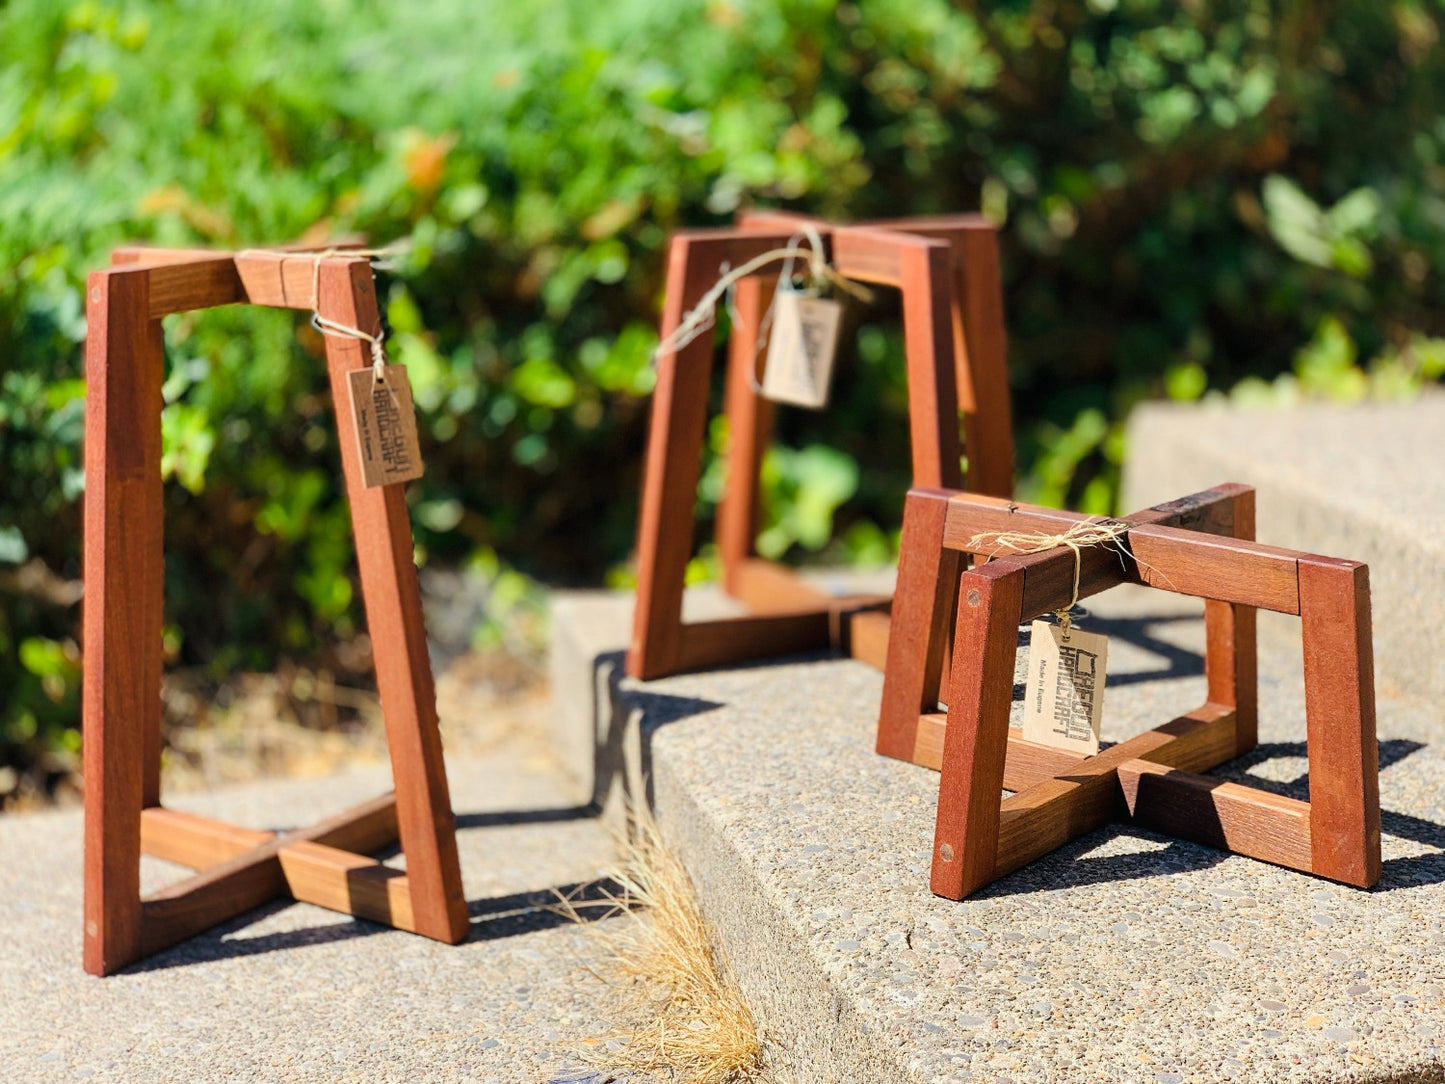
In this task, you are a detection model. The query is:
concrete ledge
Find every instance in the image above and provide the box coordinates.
[553,587,1445,1083]
[1123,392,1445,704]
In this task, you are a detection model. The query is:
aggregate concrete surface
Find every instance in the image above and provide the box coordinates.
[557,585,1445,1084]
[1124,392,1445,704]
[1,724,657,1083]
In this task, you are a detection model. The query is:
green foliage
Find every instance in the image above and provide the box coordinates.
[2,0,1444,799]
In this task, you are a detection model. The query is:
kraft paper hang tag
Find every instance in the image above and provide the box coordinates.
[1020,619,1108,755]
[347,364,424,488]
[759,284,843,409]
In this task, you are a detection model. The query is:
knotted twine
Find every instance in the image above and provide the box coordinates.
[651,224,873,365]
[967,518,1133,631]
[237,245,400,388]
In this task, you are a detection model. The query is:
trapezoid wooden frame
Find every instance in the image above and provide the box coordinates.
[83,245,469,976]
[627,214,1013,681]
[877,483,1380,900]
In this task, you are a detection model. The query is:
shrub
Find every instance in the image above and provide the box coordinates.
[1,0,1441,800]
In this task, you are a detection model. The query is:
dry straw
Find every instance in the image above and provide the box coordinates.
[554,804,775,1084]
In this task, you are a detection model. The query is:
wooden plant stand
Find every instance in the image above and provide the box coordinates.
[628,214,1014,681]
[83,247,469,976]
[878,484,1380,900]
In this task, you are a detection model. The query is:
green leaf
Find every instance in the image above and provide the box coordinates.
[511,356,576,409]
[0,526,28,564]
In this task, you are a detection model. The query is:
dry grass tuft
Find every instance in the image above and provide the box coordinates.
[556,806,770,1084]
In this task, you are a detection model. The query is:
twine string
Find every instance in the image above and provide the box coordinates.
[966,518,1133,630]
[652,225,872,366]
[237,245,401,387]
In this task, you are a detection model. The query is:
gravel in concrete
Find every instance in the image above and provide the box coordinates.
[555,585,1445,1083]
[1,726,653,1083]
[1123,391,1445,703]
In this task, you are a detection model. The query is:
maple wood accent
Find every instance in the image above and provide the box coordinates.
[83,250,467,976]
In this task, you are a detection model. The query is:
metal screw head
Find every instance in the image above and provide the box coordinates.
[939,843,955,863]
[966,589,981,607]
[90,288,100,303]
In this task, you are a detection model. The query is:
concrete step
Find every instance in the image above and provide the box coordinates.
[1123,391,1445,705]
[2,722,654,1083]
[551,585,1445,1083]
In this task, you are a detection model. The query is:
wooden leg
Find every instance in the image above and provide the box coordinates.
[83,268,165,977]
[1300,557,1382,887]
[628,237,719,680]
[319,261,469,944]
[877,489,959,761]
[899,242,964,491]
[717,274,776,594]
[931,562,1023,900]
[1204,485,1258,757]
[874,216,1013,497]
[951,225,1013,498]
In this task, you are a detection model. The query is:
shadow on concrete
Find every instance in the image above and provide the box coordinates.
[588,648,723,814]
[124,804,626,973]
[122,899,381,972]
[582,617,1445,900]
[468,876,632,941]
[973,824,1230,898]
[454,804,598,830]
[1076,611,1207,689]
[125,872,634,975]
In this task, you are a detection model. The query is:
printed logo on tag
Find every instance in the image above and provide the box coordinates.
[347,364,424,488]
[759,286,843,409]
[1020,619,1108,755]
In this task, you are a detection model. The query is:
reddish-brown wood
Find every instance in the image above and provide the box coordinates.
[1205,487,1258,757]
[897,233,963,490]
[867,215,1013,498]
[629,216,986,681]
[1299,557,1381,887]
[700,211,1015,688]
[728,558,835,614]
[277,841,415,930]
[1118,759,1313,874]
[673,612,834,674]
[82,251,468,975]
[880,483,1250,769]
[738,212,1014,500]
[135,794,403,961]
[631,232,803,679]
[991,705,1238,883]
[885,482,1380,899]
[717,273,776,593]
[82,267,164,977]
[877,489,959,761]
[909,714,1088,790]
[318,259,469,943]
[140,809,276,871]
[930,561,1024,898]
[845,610,893,671]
